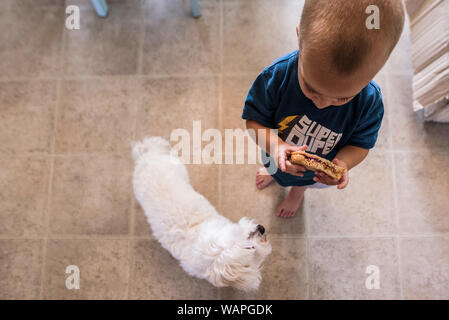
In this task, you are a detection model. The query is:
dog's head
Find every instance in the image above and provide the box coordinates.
[204,217,272,292]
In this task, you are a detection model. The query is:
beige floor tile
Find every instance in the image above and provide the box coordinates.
[0,240,43,299]
[0,157,50,237]
[49,155,132,235]
[309,237,400,299]
[374,110,391,150]
[66,0,144,6]
[388,75,449,151]
[63,5,141,76]
[129,239,220,299]
[142,0,220,75]
[219,236,308,299]
[0,6,63,79]
[220,164,306,236]
[401,236,449,300]
[222,75,258,130]
[134,163,220,237]
[305,150,396,236]
[0,81,57,154]
[383,16,413,76]
[134,204,153,238]
[8,0,64,6]
[395,151,449,234]
[43,239,129,299]
[223,0,301,74]
[56,79,140,154]
[137,77,219,141]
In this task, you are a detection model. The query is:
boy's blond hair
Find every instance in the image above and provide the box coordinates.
[299,0,405,75]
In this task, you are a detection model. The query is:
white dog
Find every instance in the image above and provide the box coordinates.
[132,137,272,291]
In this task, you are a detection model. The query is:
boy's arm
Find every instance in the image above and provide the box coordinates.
[313,145,369,189]
[246,120,307,176]
[335,145,369,170]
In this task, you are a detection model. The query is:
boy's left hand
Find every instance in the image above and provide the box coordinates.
[313,158,349,189]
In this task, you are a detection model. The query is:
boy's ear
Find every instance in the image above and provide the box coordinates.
[296,25,299,38]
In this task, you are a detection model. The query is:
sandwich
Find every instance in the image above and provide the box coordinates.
[289,151,345,181]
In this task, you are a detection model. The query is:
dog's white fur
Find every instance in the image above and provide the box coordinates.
[132,137,272,291]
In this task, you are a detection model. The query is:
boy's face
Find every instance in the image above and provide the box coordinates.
[296,26,379,109]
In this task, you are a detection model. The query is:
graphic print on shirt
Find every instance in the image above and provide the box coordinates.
[277,114,343,157]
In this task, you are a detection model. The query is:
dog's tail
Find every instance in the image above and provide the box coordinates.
[131,137,170,161]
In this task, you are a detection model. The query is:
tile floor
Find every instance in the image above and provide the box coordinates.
[0,0,448,300]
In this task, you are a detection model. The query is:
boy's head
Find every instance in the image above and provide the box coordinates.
[296,0,405,108]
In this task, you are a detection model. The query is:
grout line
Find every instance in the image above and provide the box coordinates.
[304,236,311,299]
[3,233,447,241]
[136,1,145,75]
[0,235,155,241]
[0,73,222,83]
[39,13,67,300]
[126,49,144,301]
[392,151,405,300]
[219,0,224,74]
[126,238,135,299]
[218,0,224,299]
[306,234,399,240]
[0,71,417,83]
[386,75,405,300]
[0,148,446,160]
[217,0,224,214]
[125,238,133,299]
[303,193,311,299]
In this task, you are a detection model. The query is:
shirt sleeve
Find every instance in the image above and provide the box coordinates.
[241,70,278,128]
[346,89,384,149]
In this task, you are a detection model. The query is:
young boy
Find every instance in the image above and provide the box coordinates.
[242,0,405,218]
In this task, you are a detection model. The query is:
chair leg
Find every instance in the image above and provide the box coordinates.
[190,0,201,18]
[91,0,109,18]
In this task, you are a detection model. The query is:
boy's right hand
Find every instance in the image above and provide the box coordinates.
[277,142,308,177]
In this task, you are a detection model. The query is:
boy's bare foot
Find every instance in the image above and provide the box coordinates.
[275,186,306,218]
[255,167,274,189]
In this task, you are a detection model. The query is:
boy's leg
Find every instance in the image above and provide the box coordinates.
[276,186,307,218]
[255,167,274,189]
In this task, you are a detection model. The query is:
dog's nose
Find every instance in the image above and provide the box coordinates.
[256,224,265,235]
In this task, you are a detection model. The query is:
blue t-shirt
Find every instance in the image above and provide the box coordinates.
[242,50,384,187]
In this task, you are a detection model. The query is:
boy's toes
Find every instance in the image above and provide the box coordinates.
[275,208,283,217]
[255,174,274,190]
[279,209,290,219]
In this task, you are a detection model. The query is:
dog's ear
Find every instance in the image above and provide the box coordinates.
[220,262,261,292]
[206,247,261,292]
[238,217,252,226]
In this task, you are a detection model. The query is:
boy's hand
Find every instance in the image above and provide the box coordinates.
[277,143,308,177]
[313,158,349,189]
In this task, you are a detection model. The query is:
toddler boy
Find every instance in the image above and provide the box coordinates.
[243,0,405,218]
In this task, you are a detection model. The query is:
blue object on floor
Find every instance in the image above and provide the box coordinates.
[91,0,109,18]
[190,0,201,18]
[91,0,200,19]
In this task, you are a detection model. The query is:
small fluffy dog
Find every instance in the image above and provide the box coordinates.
[132,137,272,291]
